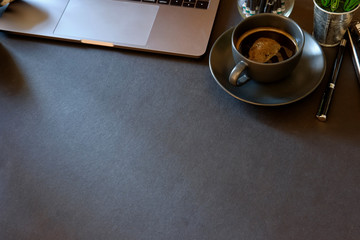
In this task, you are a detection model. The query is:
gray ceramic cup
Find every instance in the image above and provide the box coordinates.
[229,14,305,86]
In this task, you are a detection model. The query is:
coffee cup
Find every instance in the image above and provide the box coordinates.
[229,14,305,86]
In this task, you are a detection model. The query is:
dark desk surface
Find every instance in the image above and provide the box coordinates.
[1,1,360,239]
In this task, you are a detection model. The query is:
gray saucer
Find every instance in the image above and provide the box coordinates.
[209,28,326,106]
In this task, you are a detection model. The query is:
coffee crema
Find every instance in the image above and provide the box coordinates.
[236,27,298,63]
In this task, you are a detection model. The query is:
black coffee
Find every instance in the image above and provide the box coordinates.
[236,27,298,63]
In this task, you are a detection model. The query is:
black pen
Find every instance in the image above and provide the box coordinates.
[249,0,256,15]
[264,0,274,13]
[259,0,267,13]
[316,38,347,122]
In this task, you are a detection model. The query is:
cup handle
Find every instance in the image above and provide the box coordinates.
[229,61,250,86]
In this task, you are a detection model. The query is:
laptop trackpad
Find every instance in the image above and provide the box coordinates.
[54,0,159,46]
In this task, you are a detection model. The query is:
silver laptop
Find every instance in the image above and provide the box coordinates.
[0,0,220,57]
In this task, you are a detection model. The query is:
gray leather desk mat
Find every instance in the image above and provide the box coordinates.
[1,1,360,239]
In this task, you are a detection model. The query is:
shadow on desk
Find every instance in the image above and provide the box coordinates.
[0,43,26,95]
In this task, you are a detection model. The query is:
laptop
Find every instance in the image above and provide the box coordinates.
[0,0,220,57]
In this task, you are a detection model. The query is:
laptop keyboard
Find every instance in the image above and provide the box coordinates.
[129,0,210,9]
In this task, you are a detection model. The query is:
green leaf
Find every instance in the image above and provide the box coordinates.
[330,0,340,11]
[321,0,331,7]
[344,0,360,11]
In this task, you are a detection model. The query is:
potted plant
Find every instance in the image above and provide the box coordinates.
[313,0,360,46]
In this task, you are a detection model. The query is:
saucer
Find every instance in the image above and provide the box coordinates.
[209,28,326,106]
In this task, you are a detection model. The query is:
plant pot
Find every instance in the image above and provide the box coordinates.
[313,0,360,47]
